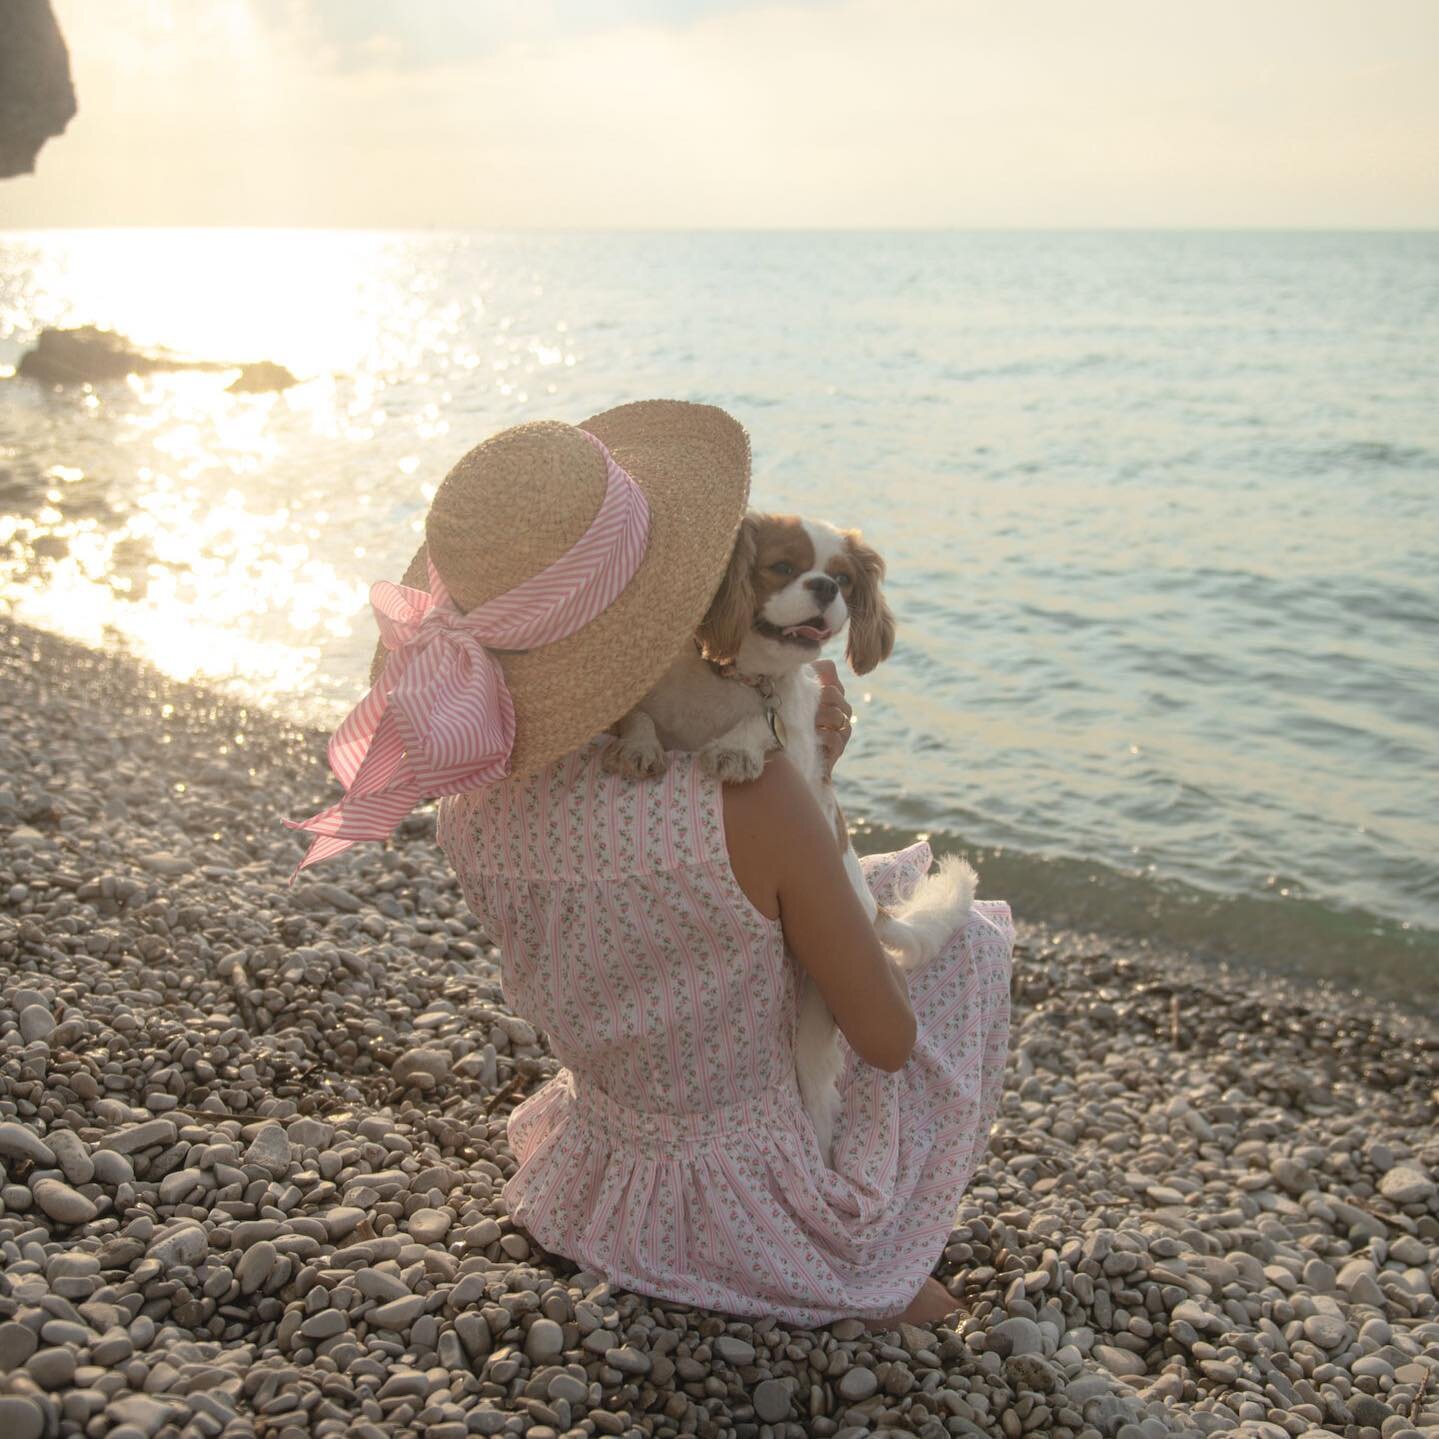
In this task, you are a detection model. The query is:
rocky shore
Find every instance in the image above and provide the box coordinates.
[1,614,1436,1439]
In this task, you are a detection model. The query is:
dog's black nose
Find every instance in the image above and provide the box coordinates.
[805,575,839,605]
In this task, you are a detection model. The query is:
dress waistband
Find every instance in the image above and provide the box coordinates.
[563,1068,804,1151]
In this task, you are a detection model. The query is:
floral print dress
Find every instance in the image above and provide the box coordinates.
[437,736,1014,1326]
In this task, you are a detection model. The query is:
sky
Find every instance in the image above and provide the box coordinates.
[5,0,1438,228]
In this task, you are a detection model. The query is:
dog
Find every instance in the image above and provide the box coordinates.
[605,513,975,1161]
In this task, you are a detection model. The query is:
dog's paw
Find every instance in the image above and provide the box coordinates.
[602,735,668,780]
[699,741,766,783]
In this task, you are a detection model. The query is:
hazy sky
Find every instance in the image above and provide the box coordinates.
[7,0,1438,227]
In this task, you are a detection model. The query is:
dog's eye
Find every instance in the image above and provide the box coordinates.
[770,561,795,577]
[834,573,853,588]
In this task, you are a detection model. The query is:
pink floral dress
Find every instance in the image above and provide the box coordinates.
[437,736,1013,1326]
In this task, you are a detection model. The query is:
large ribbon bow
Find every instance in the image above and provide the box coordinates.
[284,431,648,876]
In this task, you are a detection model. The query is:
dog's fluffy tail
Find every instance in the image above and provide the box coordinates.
[876,854,978,971]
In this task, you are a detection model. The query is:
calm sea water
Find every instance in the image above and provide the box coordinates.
[1,230,1436,1006]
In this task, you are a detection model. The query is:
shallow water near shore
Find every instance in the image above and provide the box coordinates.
[1,228,1436,997]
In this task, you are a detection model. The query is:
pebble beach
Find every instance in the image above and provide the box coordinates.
[1,614,1437,1439]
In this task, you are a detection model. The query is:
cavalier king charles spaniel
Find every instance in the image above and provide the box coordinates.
[605,513,975,1162]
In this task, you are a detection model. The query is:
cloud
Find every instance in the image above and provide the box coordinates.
[9,0,1439,227]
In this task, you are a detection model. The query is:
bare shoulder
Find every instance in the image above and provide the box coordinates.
[721,755,830,919]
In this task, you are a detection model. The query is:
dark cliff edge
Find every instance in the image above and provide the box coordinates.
[0,0,77,179]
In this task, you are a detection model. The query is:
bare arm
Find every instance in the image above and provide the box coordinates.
[723,756,915,1072]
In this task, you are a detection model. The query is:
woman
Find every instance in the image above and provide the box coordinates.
[288,400,1013,1327]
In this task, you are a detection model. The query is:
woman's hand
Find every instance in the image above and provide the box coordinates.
[813,660,853,778]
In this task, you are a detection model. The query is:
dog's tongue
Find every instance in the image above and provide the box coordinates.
[783,622,830,643]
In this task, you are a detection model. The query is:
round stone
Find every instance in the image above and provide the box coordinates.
[547,1374,588,1405]
[754,1378,792,1421]
[1005,1354,1060,1393]
[242,1124,290,1177]
[1095,1344,1146,1378]
[988,1317,1044,1358]
[1301,1314,1349,1350]
[609,1345,651,1376]
[838,1365,879,1401]
[1379,1167,1436,1205]
[0,1121,56,1166]
[31,1177,98,1224]
[235,1240,277,1295]
[17,1004,55,1043]
[1350,1395,1392,1428]
[27,1344,77,1389]
[713,1335,756,1365]
[368,1295,425,1330]
[300,1309,347,1340]
[0,1396,44,1439]
[393,1048,450,1086]
[0,1320,39,1371]
[524,1318,565,1363]
[407,1208,452,1243]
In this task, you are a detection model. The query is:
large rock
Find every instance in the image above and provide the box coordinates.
[16,326,298,391]
[0,1,75,179]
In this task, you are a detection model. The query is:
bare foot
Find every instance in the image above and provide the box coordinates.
[861,1277,962,1332]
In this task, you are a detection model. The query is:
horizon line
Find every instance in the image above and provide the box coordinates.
[4,223,1438,236]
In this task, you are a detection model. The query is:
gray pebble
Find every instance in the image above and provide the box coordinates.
[988,1317,1044,1358]
[18,1003,55,1042]
[407,1207,451,1243]
[753,1377,791,1421]
[107,1394,178,1435]
[1379,1167,1436,1204]
[235,1239,278,1294]
[525,1317,565,1362]
[713,1335,756,1365]
[1350,1394,1392,1428]
[100,1118,177,1155]
[547,1373,588,1405]
[368,1295,425,1330]
[243,1123,291,1176]
[838,1365,879,1400]
[0,1320,39,1371]
[0,1396,45,1439]
[26,1344,77,1389]
[147,1220,209,1267]
[0,1120,55,1166]
[609,1344,651,1376]
[1004,1354,1060,1393]
[1302,1314,1349,1350]
[30,1175,98,1223]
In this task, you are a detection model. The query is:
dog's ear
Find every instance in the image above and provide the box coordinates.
[697,515,758,661]
[843,530,895,675]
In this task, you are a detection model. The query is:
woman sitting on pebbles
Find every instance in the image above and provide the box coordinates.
[288,401,1015,1328]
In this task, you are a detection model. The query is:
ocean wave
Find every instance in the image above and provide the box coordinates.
[853,819,1439,1017]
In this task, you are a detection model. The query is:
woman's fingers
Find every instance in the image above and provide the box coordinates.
[811,661,854,774]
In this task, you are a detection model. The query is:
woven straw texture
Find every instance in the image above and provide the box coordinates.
[371,399,751,780]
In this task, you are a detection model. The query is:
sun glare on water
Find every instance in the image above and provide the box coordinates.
[0,229,494,720]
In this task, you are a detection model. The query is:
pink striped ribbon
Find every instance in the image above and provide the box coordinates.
[284,431,650,876]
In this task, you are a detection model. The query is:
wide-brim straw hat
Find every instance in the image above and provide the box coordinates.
[372,399,751,779]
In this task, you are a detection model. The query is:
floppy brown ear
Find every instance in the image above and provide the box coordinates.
[696,515,758,662]
[844,530,896,675]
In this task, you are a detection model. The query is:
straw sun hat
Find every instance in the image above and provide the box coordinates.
[287,399,751,872]
[386,397,751,770]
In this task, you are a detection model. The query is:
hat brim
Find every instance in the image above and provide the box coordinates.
[374,399,751,781]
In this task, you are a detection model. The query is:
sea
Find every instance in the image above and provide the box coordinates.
[1,229,1435,1009]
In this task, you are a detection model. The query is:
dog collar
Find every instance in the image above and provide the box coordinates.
[697,644,787,749]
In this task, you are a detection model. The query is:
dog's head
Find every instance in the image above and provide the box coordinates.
[697,513,896,674]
